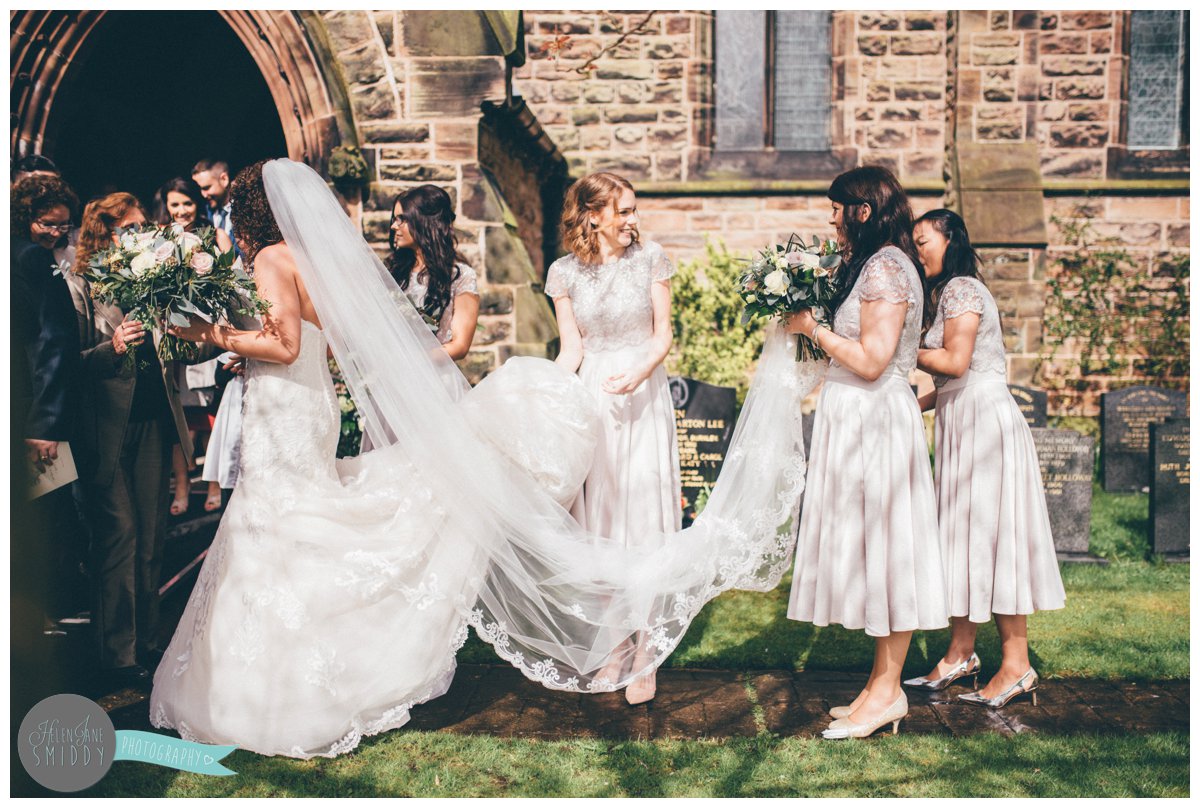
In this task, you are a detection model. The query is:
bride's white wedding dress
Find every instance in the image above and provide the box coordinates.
[150,159,826,758]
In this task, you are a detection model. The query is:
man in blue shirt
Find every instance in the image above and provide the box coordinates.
[191,159,241,258]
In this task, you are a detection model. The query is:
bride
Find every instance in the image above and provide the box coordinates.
[151,158,824,758]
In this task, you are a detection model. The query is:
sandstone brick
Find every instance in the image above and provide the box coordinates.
[974,33,1021,48]
[1167,225,1189,248]
[666,14,691,35]
[594,62,654,81]
[1067,102,1108,122]
[1041,56,1106,76]
[341,43,387,85]
[858,34,889,56]
[322,9,374,51]
[1090,32,1113,54]
[960,10,991,34]
[915,125,942,149]
[432,122,477,160]
[536,19,593,35]
[604,105,658,124]
[959,69,981,103]
[374,11,395,54]
[1107,197,1180,220]
[647,39,690,60]
[474,318,512,345]
[904,11,942,31]
[1055,77,1105,99]
[610,38,641,59]
[858,12,901,31]
[571,107,600,125]
[613,125,645,145]
[550,82,581,103]
[1039,81,1055,101]
[891,33,942,55]
[351,81,397,121]
[855,107,876,121]
[867,124,912,149]
[903,152,942,179]
[971,46,1018,66]
[590,154,652,176]
[1039,33,1087,54]
[561,37,602,61]
[546,125,580,150]
[1040,152,1103,178]
[867,81,892,102]
[1060,11,1113,30]
[1049,123,1108,148]
[880,105,922,121]
[1089,222,1161,246]
[580,127,612,150]
[379,162,457,182]
[582,84,615,104]
[1017,66,1041,101]
[689,213,723,230]
[894,81,941,100]
[1040,14,1058,30]
[652,150,683,180]
[362,122,430,143]
[1040,102,1068,121]
[377,145,431,163]
[1014,10,1040,30]
[651,124,688,148]
[990,10,1010,30]
[657,61,684,79]
[617,82,648,103]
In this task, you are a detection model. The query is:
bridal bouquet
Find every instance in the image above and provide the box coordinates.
[738,233,842,360]
[86,224,269,364]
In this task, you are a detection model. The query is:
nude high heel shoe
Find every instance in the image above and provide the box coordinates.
[625,671,656,705]
[821,693,907,740]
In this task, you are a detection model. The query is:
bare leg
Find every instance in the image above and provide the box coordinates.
[848,631,912,723]
[205,481,223,512]
[978,613,1031,698]
[625,632,657,705]
[922,616,979,679]
[170,445,190,516]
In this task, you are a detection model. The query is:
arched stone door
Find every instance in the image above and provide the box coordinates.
[11,10,355,172]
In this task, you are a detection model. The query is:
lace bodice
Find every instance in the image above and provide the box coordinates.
[545,240,674,353]
[924,276,1008,387]
[405,263,478,344]
[831,246,924,378]
[239,319,341,484]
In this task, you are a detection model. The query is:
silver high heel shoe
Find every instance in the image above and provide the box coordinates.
[822,693,907,740]
[902,652,981,691]
[959,668,1039,708]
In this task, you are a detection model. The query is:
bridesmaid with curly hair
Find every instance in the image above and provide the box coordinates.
[544,172,681,705]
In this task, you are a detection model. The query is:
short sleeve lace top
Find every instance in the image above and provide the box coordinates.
[544,240,674,353]
[831,245,924,378]
[405,263,478,345]
[924,276,1008,387]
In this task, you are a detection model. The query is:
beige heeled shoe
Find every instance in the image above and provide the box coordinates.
[829,703,854,719]
[625,672,656,705]
[822,693,907,739]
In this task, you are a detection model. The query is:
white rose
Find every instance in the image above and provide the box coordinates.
[799,251,821,270]
[154,242,176,263]
[120,232,138,250]
[179,231,203,253]
[763,269,789,296]
[190,251,214,275]
[135,231,157,247]
[169,223,185,237]
[130,251,157,276]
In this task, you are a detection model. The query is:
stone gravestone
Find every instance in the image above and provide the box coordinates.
[1031,428,1103,563]
[1008,384,1048,427]
[1150,419,1190,560]
[1101,386,1188,492]
[669,376,738,527]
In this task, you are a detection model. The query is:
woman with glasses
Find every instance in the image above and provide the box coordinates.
[11,174,83,635]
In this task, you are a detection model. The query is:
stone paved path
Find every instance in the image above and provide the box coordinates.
[103,664,1189,741]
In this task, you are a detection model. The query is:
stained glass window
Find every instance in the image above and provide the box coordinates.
[1128,10,1187,150]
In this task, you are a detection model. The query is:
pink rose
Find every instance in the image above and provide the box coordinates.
[190,251,214,275]
[154,242,176,263]
[179,231,203,253]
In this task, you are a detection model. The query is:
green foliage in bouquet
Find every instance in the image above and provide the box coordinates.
[668,238,767,405]
[87,224,269,367]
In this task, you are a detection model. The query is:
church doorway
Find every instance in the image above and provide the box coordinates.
[47,11,288,206]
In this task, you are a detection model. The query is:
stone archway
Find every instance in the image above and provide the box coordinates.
[10,10,355,169]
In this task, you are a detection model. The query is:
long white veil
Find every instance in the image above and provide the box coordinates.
[262,159,825,691]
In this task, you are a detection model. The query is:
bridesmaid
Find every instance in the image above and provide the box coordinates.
[905,209,1065,706]
[545,172,680,705]
[785,165,947,738]
[387,185,480,360]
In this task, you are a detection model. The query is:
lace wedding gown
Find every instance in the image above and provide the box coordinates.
[150,159,829,759]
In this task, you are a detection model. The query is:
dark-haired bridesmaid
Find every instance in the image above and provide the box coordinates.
[906,209,1065,708]
[388,185,479,360]
[785,166,948,739]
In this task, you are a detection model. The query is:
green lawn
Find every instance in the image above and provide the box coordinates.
[90,488,1189,797]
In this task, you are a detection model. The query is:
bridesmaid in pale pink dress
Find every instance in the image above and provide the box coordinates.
[545,172,681,705]
[785,166,948,739]
[906,209,1065,708]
